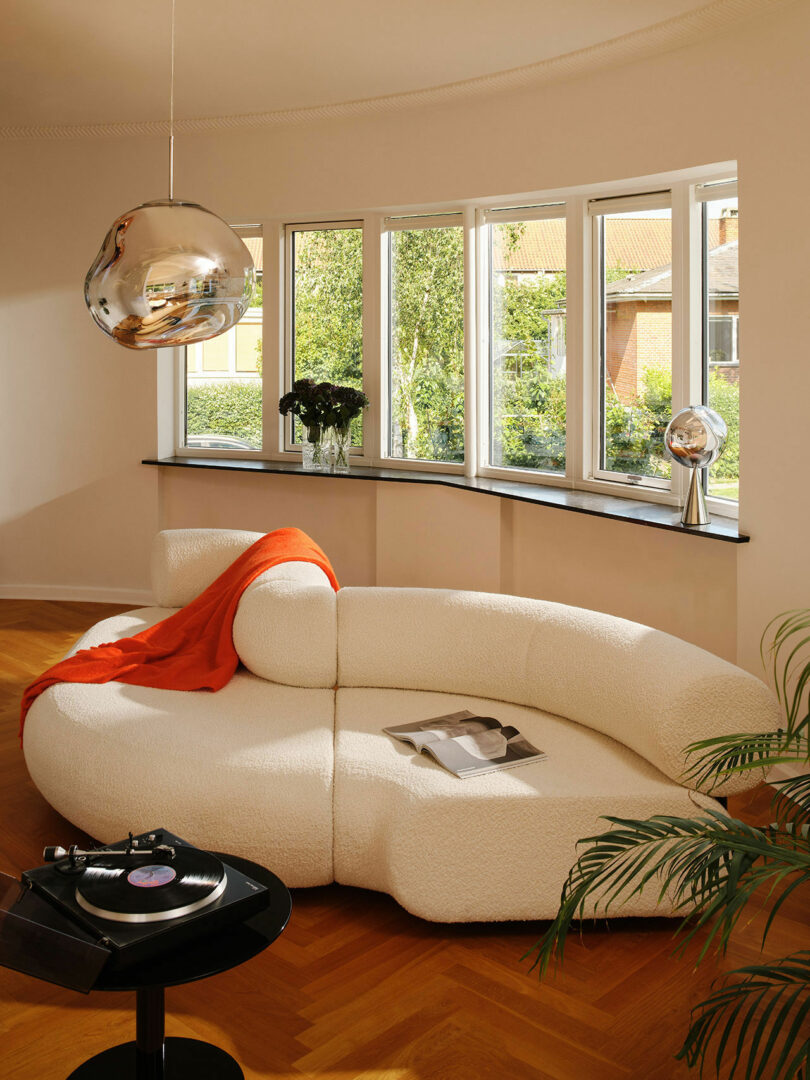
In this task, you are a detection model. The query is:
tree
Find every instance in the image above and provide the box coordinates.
[491,258,568,471]
[390,227,465,461]
[292,229,363,389]
[187,229,739,489]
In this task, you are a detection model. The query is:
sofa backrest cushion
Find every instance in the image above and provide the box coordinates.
[152,528,338,688]
[337,587,779,792]
[152,529,265,607]
[233,561,337,688]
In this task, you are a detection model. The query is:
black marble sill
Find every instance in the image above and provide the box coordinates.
[142,456,749,544]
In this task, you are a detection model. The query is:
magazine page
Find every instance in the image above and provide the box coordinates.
[383,710,502,751]
[421,726,547,778]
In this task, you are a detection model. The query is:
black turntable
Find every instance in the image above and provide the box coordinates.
[22,828,270,970]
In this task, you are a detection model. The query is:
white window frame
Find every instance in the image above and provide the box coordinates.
[186,307,263,381]
[383,211,467,474]
[477,202,570,486]
[590,190,674,492]
[175,223,264,458]
[170,164,738,519]
[708,314,739,367]
[700,179,739,508]
[283,219,365,455]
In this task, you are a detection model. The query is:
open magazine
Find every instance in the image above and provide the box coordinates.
[384,710,547,778]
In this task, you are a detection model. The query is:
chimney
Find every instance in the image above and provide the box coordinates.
[718,208,739,245]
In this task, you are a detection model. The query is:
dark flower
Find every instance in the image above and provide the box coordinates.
[278,380,369,431]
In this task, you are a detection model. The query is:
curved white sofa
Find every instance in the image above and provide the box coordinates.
[23,529,779,922]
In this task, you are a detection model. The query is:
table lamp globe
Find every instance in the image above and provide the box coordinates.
[83,0,255,350]
[664,406,727,526]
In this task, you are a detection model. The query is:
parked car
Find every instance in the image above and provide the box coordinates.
[185,434,258,451]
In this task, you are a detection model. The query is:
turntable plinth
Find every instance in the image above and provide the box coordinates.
[66,853,291,1080]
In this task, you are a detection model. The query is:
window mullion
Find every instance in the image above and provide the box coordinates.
[565,195,587,485]
[361,214,383,463]
[378,229,392,463]
[475,208,489,472]
[589,214,602,482]
[463,205,477,478]
[670,182,702,504]
[262,221,284,458]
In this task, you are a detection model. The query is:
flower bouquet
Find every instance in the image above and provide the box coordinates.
[279,380,369,472]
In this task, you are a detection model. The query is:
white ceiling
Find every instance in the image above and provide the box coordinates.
[1,0,761,131]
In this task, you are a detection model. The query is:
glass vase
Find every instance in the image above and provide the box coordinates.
[302,425,329,472]
[330,425,351,473]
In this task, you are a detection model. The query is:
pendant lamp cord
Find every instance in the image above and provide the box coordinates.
[168,0,175,201]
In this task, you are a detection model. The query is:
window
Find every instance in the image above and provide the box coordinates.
[488,212,567,474]
[287,223,364,446]
[173,166,740,517]
[594,197,672,486]
[183,228,262,451]
[701,187,739,502]
[387,218,465,463]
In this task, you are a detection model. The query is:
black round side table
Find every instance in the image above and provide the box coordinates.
[66,853,291,1080]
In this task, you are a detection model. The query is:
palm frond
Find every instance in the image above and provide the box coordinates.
[676,953,810,1080]
[761,612,810,735]
[682,726,808,792]
[771,772,810,835]
[525,811,810,978]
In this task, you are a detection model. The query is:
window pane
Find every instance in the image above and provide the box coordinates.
[389,226,464,462]
[599,208,672,481]
[489,219,566,472]
[292,227,363,445]
[184,234,263,452]
[703,196,739,501]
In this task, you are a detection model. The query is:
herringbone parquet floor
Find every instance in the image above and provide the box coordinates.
[0,600,807,1079]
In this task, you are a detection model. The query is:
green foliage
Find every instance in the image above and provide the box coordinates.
[678,954,810,1080]
[189,237,741,488]
[289,228,364,445]
[708,371,740,482]
[602,367,739,483]
[293,229,363,389]
[186,381,261,448]
[604,366,672,478]
[491,268,567,472]
[390,227,465,462]
[525,612,810,1079]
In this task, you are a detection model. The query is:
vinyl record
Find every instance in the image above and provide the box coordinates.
[75,848,227,924]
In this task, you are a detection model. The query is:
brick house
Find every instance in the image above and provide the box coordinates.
[603,232,738,402]
[494,214,739,403]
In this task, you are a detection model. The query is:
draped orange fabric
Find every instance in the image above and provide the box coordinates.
[19,528,339,741]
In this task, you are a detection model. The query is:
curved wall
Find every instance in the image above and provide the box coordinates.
[1,0,807,672]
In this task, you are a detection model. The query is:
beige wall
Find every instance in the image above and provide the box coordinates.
[1,1,807,668]
[160,469,738,659]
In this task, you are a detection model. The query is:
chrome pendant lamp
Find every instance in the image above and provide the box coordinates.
[84,0,255,350]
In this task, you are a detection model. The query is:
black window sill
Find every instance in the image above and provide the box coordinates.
[142,456,748,544]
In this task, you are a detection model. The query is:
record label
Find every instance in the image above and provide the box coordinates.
[127,865,177,889]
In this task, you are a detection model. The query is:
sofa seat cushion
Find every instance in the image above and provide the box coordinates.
[24,611,335,888]
[334,688,718,922]
[65,606,176,655]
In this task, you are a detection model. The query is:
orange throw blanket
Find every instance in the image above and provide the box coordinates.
[20,528,339,741]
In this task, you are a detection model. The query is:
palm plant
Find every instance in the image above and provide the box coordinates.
[526,611,810,1079]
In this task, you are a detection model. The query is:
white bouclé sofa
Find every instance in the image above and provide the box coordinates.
[23,529,779,922]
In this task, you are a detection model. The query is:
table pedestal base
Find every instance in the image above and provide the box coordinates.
[67,1036,243,1079]
[66,987,242,1079]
